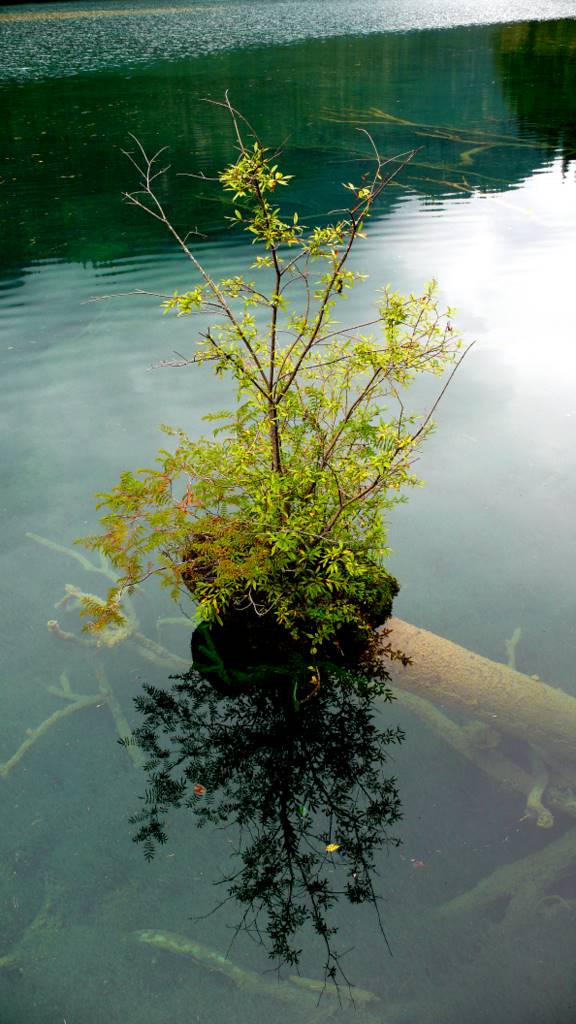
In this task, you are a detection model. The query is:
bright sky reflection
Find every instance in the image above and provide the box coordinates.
[372,158,576,399]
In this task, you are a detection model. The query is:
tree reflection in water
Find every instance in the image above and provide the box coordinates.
[125,626,404,985]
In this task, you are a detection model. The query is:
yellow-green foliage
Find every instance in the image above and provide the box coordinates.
[80,106,463,660]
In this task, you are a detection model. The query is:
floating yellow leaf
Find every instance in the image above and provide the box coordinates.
[325,843,341,853]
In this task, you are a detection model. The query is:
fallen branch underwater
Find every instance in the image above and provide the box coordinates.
[0,662,144,778]
[385,618,576,832]
[134,930,384,1021]
[0,692,101,779]
[383,619,576,943]
[0,889,61,971]
[437,823,576,924]
[386,617,576,788]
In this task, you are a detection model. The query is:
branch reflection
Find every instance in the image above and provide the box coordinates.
[125,623,404,983]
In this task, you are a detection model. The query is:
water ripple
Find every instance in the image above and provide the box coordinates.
[2,0,576,82]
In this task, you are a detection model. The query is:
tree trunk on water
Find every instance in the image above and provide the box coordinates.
[385,618,576,779]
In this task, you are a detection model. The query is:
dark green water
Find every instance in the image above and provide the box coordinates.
[1,5,576,1023]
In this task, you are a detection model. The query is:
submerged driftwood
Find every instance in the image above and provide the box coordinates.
[135,930,382,1020]
[386,618,576,780]
[383,619,576,926]
[438,824,576,925]
[0,890,61,971]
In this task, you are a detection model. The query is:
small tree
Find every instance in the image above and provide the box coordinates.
[80,97,468,686]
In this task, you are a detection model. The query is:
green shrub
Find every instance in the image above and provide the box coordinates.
[80,99,466,682]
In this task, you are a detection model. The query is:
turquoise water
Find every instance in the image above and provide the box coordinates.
[1,5,576,1022]
[2,0,576,80]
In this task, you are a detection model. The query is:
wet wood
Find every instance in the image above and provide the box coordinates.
[386,618,576,776]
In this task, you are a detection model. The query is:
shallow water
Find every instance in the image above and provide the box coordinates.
[1,5,576,1023]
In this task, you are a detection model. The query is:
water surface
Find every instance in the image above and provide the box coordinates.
[1,6,576,1024]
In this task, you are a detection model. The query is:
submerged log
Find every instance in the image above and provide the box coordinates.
[393,690,576,826]
[385,618,576,777]
[134,930,380,1017]
[437,824,576,924]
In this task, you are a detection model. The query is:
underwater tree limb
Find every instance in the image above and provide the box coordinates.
[386,618,576,779]
[394,691,573,825]
[395,692,531,787]
[91,659,144,769]
[522,746,554,829]
[0,695,101,779]
[0,890,61,969]
[47,618,89,645]
[47,601,187,671]
[156,615,193,640]
[131,631,188,671]
[437,824,576,924]
[134,929,381,1018]
[502,627,555,825]
[27,531,117,581]
[0,638,143,777]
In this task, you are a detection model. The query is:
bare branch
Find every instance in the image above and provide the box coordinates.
[408,339,476,446]
[121,135,271,392]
